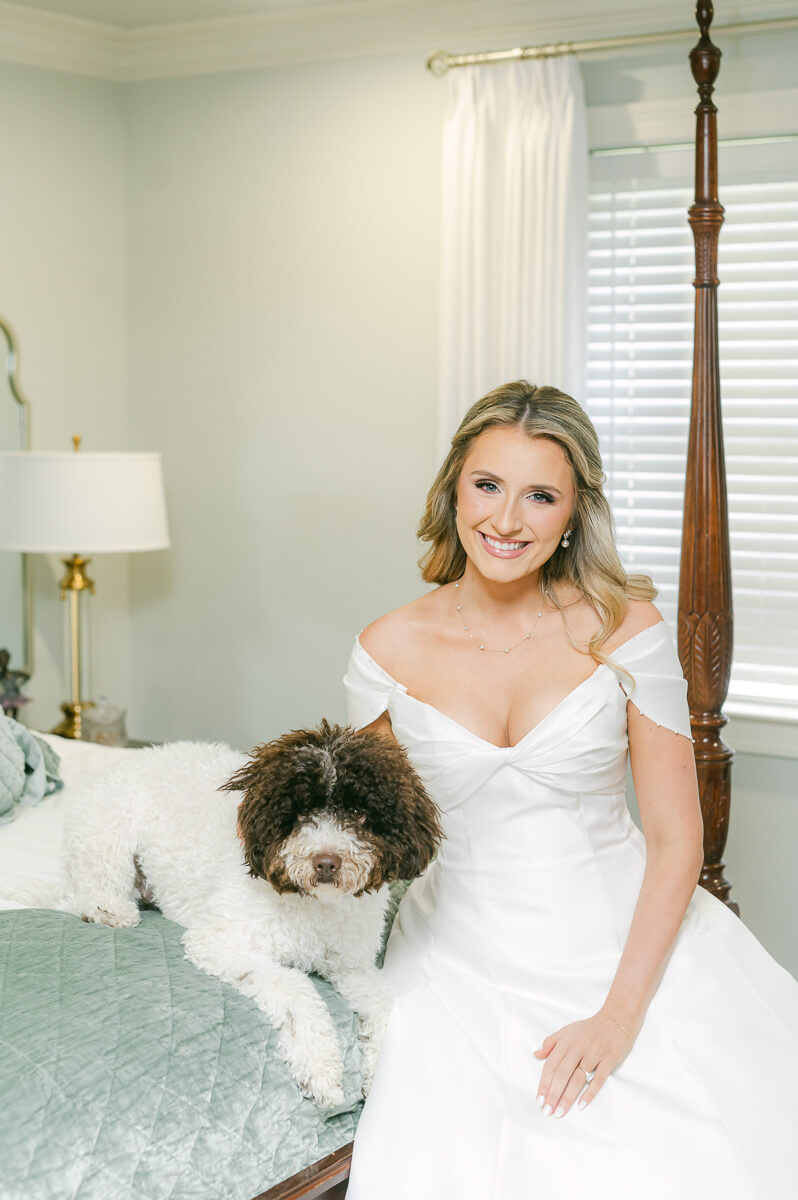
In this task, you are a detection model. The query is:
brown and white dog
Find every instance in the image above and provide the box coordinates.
[60,720,442,1108]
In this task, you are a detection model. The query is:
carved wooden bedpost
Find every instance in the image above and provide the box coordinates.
[679,1,738,915]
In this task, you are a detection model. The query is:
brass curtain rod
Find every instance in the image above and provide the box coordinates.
[426,15,798,74]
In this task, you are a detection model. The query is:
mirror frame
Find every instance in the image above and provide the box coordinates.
[1,317,34,675]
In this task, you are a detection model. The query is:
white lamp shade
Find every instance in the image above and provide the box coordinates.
[0,451,170,554]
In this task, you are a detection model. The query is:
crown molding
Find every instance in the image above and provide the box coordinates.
[117,2,712,81]
[0,2,124,79]
[0,0,797,82]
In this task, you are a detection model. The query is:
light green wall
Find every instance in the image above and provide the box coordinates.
[125,55,445,746]
[0,62,128,733]
[581,28,798,106]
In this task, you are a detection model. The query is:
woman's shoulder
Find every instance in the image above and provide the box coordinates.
[358,587,450,675]
[558,589,664,654]
[603,599,665,653]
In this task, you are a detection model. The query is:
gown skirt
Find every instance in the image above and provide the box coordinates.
[342,621,798,1200]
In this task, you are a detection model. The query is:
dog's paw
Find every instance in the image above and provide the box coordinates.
[277,1021,346,1109]
[292,1044,346,1108]
[298,1074,346,1109]
[80,901,141,929]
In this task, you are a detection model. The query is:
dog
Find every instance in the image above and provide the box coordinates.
[61,719,442,1108]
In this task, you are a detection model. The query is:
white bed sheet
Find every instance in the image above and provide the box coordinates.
[0,734,141,910]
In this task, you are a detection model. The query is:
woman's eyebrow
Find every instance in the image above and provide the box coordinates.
[469,470,562,496]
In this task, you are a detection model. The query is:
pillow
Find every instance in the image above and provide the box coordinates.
[0,734,140,910]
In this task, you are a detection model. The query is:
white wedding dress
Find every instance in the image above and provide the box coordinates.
[342,620,798,1200]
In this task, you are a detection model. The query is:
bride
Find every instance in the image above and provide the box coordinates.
[342,381,798,1199]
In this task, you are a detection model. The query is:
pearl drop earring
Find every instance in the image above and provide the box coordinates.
[561,529,572,547]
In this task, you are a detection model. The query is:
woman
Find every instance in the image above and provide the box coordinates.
[342,381,798,1199]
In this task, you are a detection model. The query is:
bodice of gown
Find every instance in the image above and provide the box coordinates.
[343,621,699,998]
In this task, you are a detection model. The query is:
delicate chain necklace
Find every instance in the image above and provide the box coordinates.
[454,579,548,653]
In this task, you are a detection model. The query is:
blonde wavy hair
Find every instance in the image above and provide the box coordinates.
[417,380,657,676]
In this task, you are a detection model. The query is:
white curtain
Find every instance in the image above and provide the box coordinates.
[438,56,589,455]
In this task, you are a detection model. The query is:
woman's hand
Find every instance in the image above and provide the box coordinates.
[533,1009,636,1118]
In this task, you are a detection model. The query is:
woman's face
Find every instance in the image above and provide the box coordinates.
[455,425,575,582]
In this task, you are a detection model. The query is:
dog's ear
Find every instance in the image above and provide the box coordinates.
[335,731,443,889]
[220,730,332,888]
[383,763,443,882]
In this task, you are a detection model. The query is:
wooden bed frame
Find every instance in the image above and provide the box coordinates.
[680,0,738,917]
[255,1143,351,1200]
[262,3,734,1196]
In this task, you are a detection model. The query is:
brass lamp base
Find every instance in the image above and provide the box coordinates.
[51,700,94,740]
[54,546,96,740]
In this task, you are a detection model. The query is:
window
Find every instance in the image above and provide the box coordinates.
[586,143,798,719]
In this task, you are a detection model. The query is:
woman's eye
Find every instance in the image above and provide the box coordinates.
[475,480,552,503]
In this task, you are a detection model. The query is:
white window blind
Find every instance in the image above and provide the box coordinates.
[586,155,798,715]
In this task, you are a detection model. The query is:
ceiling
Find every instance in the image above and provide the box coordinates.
[3,0,463,28]
[6,0,790,31]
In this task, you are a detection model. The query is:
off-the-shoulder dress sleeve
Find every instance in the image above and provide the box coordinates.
[609,621,695,744]
[343,635,408,731]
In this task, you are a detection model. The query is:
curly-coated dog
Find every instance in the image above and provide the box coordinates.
[61,720,443,1108]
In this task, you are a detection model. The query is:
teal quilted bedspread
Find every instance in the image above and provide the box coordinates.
[0,909,363,1200]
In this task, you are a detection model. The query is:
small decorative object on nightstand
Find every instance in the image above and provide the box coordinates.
[82,695,127,747]
[0,648,30,719]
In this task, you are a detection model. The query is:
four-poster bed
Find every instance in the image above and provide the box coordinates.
[269,2,740,1196]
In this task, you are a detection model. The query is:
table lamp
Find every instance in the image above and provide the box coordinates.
[0,437,170,737]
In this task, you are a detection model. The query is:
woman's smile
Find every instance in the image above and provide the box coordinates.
[477,530,531,558]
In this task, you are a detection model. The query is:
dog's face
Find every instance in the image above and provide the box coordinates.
[221,719,443,899]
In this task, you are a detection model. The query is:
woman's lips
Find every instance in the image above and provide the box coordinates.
[477,530,530,558]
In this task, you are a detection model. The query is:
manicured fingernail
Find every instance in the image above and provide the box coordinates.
[578,1099,587,1110]
[536,1095,545,1108]
[554,1106,565,1118]
[543,1104,553,1117]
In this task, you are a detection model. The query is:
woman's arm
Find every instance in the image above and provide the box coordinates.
[534,612,704,1119]
[599,700,704,1038]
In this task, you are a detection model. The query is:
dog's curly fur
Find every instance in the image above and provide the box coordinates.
[59,720,442,1108]
[228,719,443,893]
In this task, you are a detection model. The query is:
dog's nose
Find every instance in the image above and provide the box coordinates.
[312,853,342,881]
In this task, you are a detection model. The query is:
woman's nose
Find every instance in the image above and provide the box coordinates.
[494,497,523,534]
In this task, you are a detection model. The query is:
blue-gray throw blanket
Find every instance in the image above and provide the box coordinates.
[0,713,63,824]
